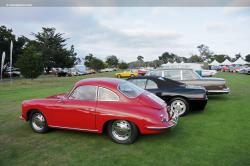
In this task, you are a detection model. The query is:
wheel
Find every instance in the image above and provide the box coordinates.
[117,74,121,78]
[130,74,135,77]
[169,97,189,116]
[107,120,138,144]
[29,111,49,133]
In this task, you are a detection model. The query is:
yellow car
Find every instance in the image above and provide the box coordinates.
[115,71,139,78]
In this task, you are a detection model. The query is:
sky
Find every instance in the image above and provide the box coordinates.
[0,7,250,62]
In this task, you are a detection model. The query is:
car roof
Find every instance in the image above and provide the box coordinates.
[150,68,193,71]
[75,77,125,87]
[128,76,184,87]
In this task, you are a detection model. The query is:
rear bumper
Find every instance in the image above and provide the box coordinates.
[146,111,179,130]
[207,88,230,95]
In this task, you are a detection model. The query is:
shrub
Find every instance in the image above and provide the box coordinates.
[16,44,43,79]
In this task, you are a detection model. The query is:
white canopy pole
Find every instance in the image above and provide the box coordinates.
[1,52,6,81]
[10,41,13,80]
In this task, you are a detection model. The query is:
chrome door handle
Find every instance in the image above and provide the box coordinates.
[86,108,95,112]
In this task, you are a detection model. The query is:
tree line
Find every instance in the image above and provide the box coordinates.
[0,25,77,78]
[1,25,250,79]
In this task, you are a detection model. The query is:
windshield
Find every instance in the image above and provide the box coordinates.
[118,81,145,98]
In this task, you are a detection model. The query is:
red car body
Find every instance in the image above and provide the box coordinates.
[21,78,178,137]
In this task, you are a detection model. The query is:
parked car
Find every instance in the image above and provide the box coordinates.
[238,67,250,74]
[86,69,96,74]
[115,70,139,78]
[137,69,147,76]
[128,76,207,116]
[3,67,21,77]
[146,69,230,95]
[221,66,229,72]
[20,78,178,144]
[201,70,217,77]
[100,68,114,72]
[56,68,72,77]
[211,66,222,71]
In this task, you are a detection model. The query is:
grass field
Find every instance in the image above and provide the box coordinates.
[0,72,250,166]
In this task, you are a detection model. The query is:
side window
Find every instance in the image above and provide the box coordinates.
[146,80,158,89]
[98,87,119,101]
[148,70,162,77]
[129,79,147,89]
[182,70,199,80]
[164,70,181,80]
[69,85,97,100]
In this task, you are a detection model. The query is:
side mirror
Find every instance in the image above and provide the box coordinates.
[58,96,65,103]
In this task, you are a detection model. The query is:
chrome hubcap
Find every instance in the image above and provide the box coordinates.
[171,100,186,116]
[112,120,131,141]
[32,113,45,131]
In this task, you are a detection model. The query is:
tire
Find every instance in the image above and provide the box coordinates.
[117,74,121,78]
[169,97,189,117]
[130,74,135,77]
[29,110,49,133]
[107,120,139,144]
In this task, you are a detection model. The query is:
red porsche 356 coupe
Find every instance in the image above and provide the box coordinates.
[20,78,178,144]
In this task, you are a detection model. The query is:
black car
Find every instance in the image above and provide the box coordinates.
[127,76,208,116]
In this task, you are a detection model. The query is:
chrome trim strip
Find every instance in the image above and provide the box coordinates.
[146,124,175,130]
[207,88,230,93]
[48,125,99,132]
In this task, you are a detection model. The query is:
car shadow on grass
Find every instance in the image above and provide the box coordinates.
[207,95,231,101]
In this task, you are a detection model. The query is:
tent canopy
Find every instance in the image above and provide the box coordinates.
[232,58,249,65]
[209,60,220,66]
[221,59,232,65]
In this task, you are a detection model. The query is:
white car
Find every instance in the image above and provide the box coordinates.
[201,70,217,77]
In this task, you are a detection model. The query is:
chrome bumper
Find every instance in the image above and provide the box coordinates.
[207,88,230,94]
[146,111,179,130]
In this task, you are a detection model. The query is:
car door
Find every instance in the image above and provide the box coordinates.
[95,87,121,126]
[50,85,97,130]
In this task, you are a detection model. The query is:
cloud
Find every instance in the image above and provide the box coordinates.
[119,28,181,39]
[0,7,250,62]
[222,7,250,15]
[205,22,226,32]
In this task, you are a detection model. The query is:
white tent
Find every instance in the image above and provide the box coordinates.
[232,58,249,65]
[209,60,220,66]
[221,59,232,65]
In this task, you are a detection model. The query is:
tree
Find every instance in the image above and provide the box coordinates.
[151,60,163,68]
[92,58,105,71]
[197,44,213,61]
[137,55,144,61]
[16,42,43,79]
[84,54,105,71]
[32,27,76,73]
[188,55,203,63]
[84,53,94,68]
[0,25,28,69]
[118,61,128,69]
[213,54,228,63]
[106,55,119,68]
[234,53,241,60]
[245,54,250,62]
[159,52,178,63]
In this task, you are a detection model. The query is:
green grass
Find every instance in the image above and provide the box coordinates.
[0,72,250,166]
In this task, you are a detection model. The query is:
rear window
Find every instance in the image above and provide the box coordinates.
[118,81,145,98]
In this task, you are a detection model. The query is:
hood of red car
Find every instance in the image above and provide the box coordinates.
[46,93,67,99]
